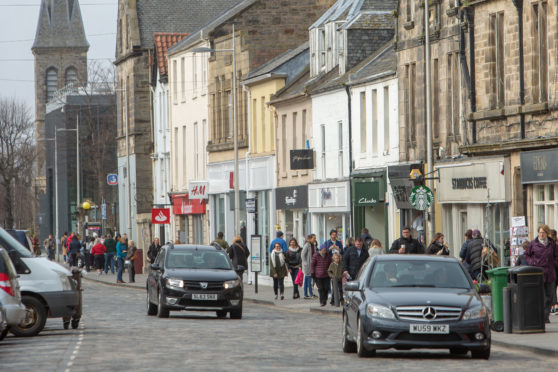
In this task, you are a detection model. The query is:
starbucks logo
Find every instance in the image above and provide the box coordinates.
[409,185,434,210]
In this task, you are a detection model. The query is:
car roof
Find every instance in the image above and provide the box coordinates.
[374,255,459,263]
[164,244,223,251]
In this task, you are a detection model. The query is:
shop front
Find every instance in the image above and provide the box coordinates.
[352,173,387,246]
[436,157,510,260]
[171,193,207,244]
[276,185,309,246]
[308,181,351,245]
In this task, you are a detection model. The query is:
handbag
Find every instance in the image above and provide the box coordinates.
[294,268,304,286]
[125,260,131,265]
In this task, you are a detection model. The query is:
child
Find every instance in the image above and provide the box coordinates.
[328,253,343,307]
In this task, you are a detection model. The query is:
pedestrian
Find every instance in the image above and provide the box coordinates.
[229,236,249,277]
[32,235,40,255]
[269,231,287,253]
[269,242,288,300]
[344,236,355,253]
[311,245,332,307]
[104,233,117,274]
[212,232,230,253]
[91,238,106,275]
[524,224,558,323]
[328,253,343,307]
[368,239,383,257]
[514,241,529,266]
[68,234,81,267]
[43,234,55,261]
[551,228,558,315]
[427,233,450,255]
[116,234,128,284]
[301,234,317,299]
[81,236,92,271]
[126,240,138,283]
[320,229,344,256]
[61,232,68,262]
[285,238,302,299]
[465,229,485,281]
[460,229,473,272]
[343,237,369,282]
[147,237,161,265]
[360,228,373,247]
[389,226,423,254]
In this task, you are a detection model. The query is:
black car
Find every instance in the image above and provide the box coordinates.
[146,244,243,319]
[342,255,491,359]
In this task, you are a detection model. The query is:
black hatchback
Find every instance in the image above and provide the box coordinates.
[146,244,243,319]
[342,255,491,359]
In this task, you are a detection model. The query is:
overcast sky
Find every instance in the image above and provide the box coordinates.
[0,0,118,119]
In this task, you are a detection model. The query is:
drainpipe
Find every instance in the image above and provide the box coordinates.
[512,0,526,139]
[345,84,354,237]
[465,7,477,144]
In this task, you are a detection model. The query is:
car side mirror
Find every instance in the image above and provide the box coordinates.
[478,284,491,295]
[344,281,360,292]
[236,265,245,272]
[150,264,160,271]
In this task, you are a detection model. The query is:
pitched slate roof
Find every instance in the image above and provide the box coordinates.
[268,68,310,105]
[153,33,189,76]
[136,0,243,48]
[32,0,89,50]
[244,42,309,85]
[347,42,396,85]
[310,0,397,30]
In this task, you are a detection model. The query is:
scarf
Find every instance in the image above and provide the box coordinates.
[288,246,299,253]
[270,250,285,268]
[540,238,549,246]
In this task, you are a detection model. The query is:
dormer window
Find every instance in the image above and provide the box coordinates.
[46,67,58,102]
[319,29,326,69]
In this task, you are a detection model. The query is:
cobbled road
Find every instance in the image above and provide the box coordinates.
[0,280,555,371]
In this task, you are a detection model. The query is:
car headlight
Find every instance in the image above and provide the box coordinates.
[58,273,73,291]
[224,279,240,289]
[166,278,184,288]
[367,303,395,319]
[462,306,487,320]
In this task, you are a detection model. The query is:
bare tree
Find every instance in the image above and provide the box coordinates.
[0,97,35,228]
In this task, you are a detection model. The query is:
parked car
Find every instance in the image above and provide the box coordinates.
[146,244,243,319]
[0,226,79,336]
[0,247,26,340]
[0,301,8,340]
[5,229,33,253]
[342,255,491,359]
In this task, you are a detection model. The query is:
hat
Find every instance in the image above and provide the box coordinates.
[329,229,337,235]
[276,231,284,238]
[472,229,481,237]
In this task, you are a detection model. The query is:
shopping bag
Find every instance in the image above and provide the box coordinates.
[294,268,304,286]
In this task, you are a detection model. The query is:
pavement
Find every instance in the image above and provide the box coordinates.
[81,269,558,357]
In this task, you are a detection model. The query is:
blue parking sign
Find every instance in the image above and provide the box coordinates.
[107,174,118,185]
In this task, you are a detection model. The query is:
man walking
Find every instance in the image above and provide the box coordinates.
[269,231,287,253]
[104,234,117,274]
[212,232,230,253]
[389,226,423,254]
[465,229,485,280]
[320,229,344,256]
[343,237,370,280]
[44,234,55,261]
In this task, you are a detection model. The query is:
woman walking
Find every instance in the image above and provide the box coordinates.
[427,233,450,255]
[270,243,288,300]
[301,234,317,299]
[116,235,128,284]
[525,224,558,323]
[368,239,383,257]
[311,245,332,307]
[285,238,302,299]
[91,238,106,275]
[229,236,249,278]
[126,240,138,283]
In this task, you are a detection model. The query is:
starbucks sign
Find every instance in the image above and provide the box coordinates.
[409,185,434,210]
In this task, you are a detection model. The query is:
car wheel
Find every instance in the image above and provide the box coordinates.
[156,291,169,318]
[216,310,227,318]
[10,296,47,337]
[356,316,374,357]
[449,347,468,355]
[146,290,157,316]
[471,345,491,360]
[230,306,242,319]
[0,328,8,341]
[342,314,356,353]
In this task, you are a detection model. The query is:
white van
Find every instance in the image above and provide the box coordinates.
[0,227,79,336]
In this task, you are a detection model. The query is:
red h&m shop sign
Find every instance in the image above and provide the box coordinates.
[152,208,171,224]
[172,194,206,215]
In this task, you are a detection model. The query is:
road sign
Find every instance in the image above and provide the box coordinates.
[107,174,118,185]
[409,185,434,210]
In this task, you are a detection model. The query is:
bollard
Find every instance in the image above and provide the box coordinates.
[503,287,512,334]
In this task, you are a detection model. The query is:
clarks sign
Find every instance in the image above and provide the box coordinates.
[290,149,314,170]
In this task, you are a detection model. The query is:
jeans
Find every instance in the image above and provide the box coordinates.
[331,278,343,307]
[117,257,125,282]
[104,252,115,274]
[273,277,285,296]
[303,275,314,297]
[289,268,300,297]
[315,277,330,305]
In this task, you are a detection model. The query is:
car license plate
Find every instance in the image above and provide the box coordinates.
[192,293,218,301]
[409,324,449,334]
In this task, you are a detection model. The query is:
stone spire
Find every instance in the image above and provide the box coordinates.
[32,0,89,50]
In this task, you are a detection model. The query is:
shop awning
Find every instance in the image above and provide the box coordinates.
[353,181,382,206]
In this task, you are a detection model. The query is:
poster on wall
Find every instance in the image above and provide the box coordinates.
[509,216,529,267]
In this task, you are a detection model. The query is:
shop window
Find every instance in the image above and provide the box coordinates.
[534,184,558,227]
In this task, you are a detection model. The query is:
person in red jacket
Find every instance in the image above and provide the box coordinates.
[311,245,332,307]
[91,238,106,275]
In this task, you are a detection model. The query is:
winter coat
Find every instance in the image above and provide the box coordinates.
[91,243,106,256]
[285,248,302,270]
[212,238,230,252]
[147,243,161,263]
[269,237,287,253]
[269,251,288,279]
[68,237,81,254]
[389,236,423,254]
[427,242,450,255]
[328,261,343,280]
[104,237,117,253]
[311,252,332,279]
[466,238,484,274]
[342,246,370,279]
[116,241,127,259]
[301,242,315,276]
[320,239,344,256]
[126,245,138,261]
[525,237,558,283]
[229,243,249,270]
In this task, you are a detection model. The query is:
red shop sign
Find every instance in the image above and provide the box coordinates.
[172,194,206,215]
[152,208,171,224]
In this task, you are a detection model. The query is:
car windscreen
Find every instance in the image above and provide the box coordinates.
[166,250,232,270]
[369,260,471,289]
[0,228,32,258]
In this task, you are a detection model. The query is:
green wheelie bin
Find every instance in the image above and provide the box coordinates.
[486,267,510,332]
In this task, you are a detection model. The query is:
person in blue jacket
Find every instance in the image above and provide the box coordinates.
[269,231,287,253]
[320,229,344,256]
[116,234,128,283]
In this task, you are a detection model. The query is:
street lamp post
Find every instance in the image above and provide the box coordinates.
[193,24,239,236]
[425,0,435,243]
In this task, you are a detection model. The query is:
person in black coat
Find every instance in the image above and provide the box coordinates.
[427,233,450,255]
[343,237,370,280]
[147,238,161,264]
[68,234,82,267]
[389,227,423,254]
[229,236,249,276]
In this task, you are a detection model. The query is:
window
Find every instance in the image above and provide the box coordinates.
[182,125,187,185]
[428,3,440,29]
[406,63,416,142]
[181,57,185,100]
[174,127,178,185]
[252,98,257,153]
[194,122,199,179]
[360,91,366,153]
[227,91,233,138]
[46,68,57,102]
[489,12,505,108]
[172,60,177,103]
[432,58,439,139]
[338,121,343,176]
[261,97,265,150]
[65,67,77,86]
[319,29,326,68]
[383,86,390,154]
[406,0,413,22]
[118,18,123,52]
[282,115,287,172]
[301,109,307,149]
[202,56,207,90]
[321,124,326,178]
[534,184,557,228]
[371,90,378,154]
[193,54,198,92]
[292,112,297,150]
[533,2,548,103]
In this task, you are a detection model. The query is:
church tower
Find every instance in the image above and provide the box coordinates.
[32,0,89,194]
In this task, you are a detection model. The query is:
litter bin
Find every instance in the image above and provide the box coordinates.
[507,266,545,333]
[486,267,509,331]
